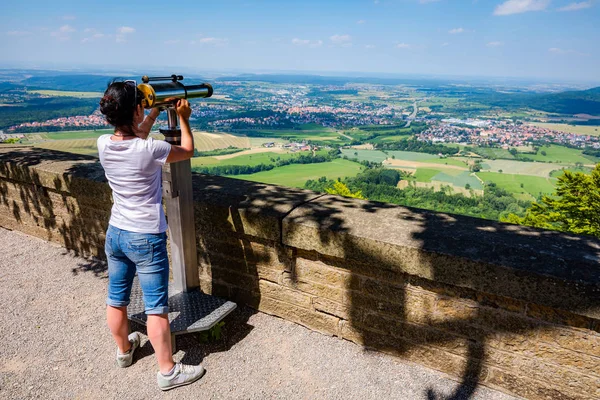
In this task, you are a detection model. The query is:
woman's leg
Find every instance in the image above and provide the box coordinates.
[124,231,174,373]
[107,306,131,353]
[147,314,175,373]
[105,226,136,353]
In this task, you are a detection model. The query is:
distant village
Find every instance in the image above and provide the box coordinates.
[418,119,600,149]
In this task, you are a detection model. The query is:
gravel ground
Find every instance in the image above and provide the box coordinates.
[0,228,519,400]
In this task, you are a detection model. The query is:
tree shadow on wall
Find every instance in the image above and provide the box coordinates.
[0,147,110,268]
[202,173,600,400]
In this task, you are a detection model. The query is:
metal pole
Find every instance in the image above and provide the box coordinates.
[161,108,199,293]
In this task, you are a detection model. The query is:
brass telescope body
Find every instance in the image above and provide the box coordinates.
[137,74,213,145]
[137,79,213,109]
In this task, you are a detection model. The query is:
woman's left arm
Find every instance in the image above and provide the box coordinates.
[137,107,161,139]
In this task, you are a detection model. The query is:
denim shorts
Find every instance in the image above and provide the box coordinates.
[105,225,170,315]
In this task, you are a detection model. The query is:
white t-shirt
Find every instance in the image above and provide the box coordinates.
[97,135,172,234]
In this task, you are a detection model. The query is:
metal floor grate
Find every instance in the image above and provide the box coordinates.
[128,276,237,334]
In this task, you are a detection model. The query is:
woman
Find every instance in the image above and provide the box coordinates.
[98,81,204,391]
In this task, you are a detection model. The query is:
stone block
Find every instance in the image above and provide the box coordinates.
[433,296,480,323]
[258,296,339,336]
[259,280,313,308]
[526,303,593,330]
[530,341,600,375]
[485,368,590,400]
[282,272,346,303]
[475,292,526,314]
[210,266,258,289]
[312,297,353,320]
[229,287,261,309]
[537,326,600,355]
[198,277,230,298]
[360,277,408,305]
[485,347,600,397]
[294,258,359,290]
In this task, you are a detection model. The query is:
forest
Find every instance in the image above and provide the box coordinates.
[305,167,531,222]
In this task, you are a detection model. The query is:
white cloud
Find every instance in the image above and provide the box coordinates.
[292,38,310,45]
[6,30,31,36]
[117,26,135,34]
[196,37,228,45]
[59,25,75,33]
[116,26,135,43]
[558,1,592,11]
[81,32,105,43]
[396,43,411,49]
[292,38,323,48]
[50,25,75,40]
[449,27,465,34]
[549,47,589,56]
[357,20,366,24]
[494,0,550,15]
[330,34,351,44]
[486,41,504,47]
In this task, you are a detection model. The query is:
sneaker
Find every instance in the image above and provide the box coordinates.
[116,332,141,368]
[157,363,206,391]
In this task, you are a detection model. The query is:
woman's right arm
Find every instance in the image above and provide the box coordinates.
[166,99,195,163]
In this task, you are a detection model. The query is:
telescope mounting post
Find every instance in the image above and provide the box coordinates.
[160,107,199,293]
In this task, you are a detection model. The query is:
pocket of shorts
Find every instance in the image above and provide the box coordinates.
[127,238,153,264]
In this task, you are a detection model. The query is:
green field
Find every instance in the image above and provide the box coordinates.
[433,171,483,190]
[520,145,597,164]
[473,147,515,159]
[191,151,295,167]
[386,150,438,161]
[35,138,99,156]
[232,159,363,188]
[479,159,570,177]
[415,168,441,182]
[425,157,468,167]
[341,149,388,163]
[28,89,103,98]
[376,134,413,142]
[241,124,343,141]
[476,172,556,200]
[529,122,600,137]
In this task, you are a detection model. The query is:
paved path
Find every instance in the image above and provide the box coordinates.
[0,228,519,400]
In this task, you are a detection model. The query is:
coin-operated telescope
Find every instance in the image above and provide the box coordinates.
[137,74,213,293]
[137,74,213,145]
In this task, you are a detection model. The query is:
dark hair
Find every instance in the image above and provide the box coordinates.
[99,80,141,133]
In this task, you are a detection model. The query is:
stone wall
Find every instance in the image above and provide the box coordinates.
[2,147,600,400]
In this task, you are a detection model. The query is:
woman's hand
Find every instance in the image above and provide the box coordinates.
[176,99,192,121]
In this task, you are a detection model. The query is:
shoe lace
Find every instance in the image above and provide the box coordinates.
[178,363,195,375]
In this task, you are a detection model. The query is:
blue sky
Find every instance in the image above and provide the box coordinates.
[1,0,599,82]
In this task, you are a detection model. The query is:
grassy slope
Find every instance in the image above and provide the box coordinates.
[523,145,598,164]
[232,159,363,188]
[477,172,556,199]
